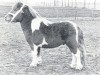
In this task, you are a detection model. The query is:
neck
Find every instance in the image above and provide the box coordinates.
[20,15,34,32]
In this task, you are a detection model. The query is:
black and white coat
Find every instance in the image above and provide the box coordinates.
[5,2,85,70]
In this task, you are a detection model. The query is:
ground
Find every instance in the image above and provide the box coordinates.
[0,17,100,75]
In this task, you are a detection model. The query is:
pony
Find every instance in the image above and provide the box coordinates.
[5,2,85,70]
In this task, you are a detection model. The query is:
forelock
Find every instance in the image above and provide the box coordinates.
[12,2,23,11]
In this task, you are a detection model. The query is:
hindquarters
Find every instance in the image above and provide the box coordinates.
[61,21,85,60]
[61,21,85,70]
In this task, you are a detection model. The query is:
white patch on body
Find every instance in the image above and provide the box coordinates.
[42,18,53,25]
[39,37,48,47]
[31,18,41,33]
[42,38,48,44]
[31,17,53,33]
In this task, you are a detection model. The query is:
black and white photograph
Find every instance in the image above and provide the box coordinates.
[0,0,100,75]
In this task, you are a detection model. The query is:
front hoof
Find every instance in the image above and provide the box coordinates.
[30,62,38,67]
[70,64,76,69]
[37,56,42,64]
[30,57,42,67]
[75,64,83,70]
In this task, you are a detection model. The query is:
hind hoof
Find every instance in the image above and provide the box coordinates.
[75,64,83,70]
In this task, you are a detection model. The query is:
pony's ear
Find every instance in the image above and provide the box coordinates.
[22,5,29,13]
[22,5,34,18]
[22,5,36,18]
[22,5,31,15]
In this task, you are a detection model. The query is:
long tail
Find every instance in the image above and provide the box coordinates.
[78,27,86,67]
[81,42,86,67]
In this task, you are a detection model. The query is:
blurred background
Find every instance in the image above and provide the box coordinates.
[0,0,100,20]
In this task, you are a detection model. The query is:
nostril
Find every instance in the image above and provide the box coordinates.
[5,14,13,22]
[5,16,11,22]
[4,16,7,21]
[4,15,8,20]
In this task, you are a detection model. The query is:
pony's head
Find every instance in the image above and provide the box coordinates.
[5,2,39,22]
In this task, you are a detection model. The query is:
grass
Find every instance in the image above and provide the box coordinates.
[0,17,100,75]
[0,4,100,75]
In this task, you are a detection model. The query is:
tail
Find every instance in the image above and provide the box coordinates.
[78,27,86,67]
[80,42,86,67]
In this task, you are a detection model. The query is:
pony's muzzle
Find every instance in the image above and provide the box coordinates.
[5,13,14,22]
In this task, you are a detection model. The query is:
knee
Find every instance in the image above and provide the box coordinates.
[70,49,77,54]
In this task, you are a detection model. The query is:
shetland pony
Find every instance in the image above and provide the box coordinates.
[5,2,85,70]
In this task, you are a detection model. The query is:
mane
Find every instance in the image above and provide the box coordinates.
[24,4,53,25]
[27,5,41,18]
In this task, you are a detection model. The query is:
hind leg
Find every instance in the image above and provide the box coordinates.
[66,38,83,70]
[75,49,83,70]
[70,53,76,68]
[66,40,77,69]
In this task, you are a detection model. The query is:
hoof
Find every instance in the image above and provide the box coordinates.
[75,64,83,70]
[30,62,38,67]
[30,56,42,67]
[70,64,76,69]
[37,56,42,64]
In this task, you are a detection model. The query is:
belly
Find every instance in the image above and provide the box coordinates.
[42,36,64,48]
[32,30,64,48]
